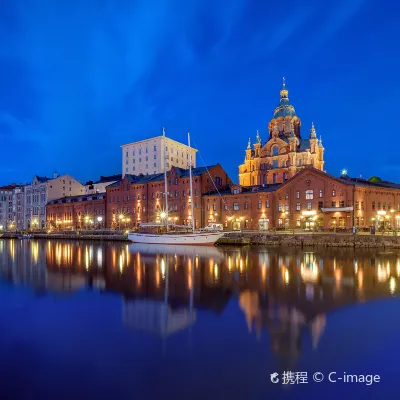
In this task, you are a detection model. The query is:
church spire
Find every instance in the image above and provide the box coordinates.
[256,130,261,144]
[280,77,289,101]
[247,137,251,149]
[310,122,317,138]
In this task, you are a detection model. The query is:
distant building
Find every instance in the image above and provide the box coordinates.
[239,81,324,186]
[121,134,197,178]
[85,174,122,194]
[0,184,16,231]
[24,173,84,229]
[46,192,106,230]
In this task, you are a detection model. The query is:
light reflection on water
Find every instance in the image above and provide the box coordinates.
[0,239,400,397]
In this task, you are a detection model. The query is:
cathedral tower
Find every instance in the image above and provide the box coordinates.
[238,80,325,186]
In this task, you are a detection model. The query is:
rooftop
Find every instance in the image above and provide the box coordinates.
[121,135,197,151]
[47,192,106,205]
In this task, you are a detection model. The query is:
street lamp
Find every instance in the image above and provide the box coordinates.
[97,216,103,229]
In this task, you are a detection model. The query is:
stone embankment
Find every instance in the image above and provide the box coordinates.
[221,232,400,248]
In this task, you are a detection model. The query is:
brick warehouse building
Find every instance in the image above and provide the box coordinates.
[106,164,230,229]
[46,193,106,230]
[203,167,400,231]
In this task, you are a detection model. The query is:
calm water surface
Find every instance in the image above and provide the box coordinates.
[0,239,399,399]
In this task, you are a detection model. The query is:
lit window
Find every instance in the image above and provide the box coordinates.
[305,190,313,200]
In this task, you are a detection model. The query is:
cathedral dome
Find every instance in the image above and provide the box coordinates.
[273,79,297,119]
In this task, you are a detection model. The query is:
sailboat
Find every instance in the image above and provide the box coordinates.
[127,130,225,246]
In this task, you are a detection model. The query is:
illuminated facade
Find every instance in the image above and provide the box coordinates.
[239,80,324,186]
[203,167,400,231]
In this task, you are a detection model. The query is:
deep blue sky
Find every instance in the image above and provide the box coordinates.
[1,0,399,185]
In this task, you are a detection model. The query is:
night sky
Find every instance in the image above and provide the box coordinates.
[1,0,399,186]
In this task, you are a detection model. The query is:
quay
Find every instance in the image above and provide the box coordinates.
[2,230,400,248]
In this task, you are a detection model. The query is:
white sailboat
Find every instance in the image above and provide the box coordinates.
[127,130,225,246]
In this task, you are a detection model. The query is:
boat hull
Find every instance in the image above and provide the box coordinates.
[127,232,224,246]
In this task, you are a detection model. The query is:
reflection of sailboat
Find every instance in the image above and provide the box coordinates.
[128,243,225,260]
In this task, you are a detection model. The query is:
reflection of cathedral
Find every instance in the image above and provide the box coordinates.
[238,80,325,186]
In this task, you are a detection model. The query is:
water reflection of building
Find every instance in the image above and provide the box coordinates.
[123,300,196,336]
[0,239,47,290]
[3,240,400,364]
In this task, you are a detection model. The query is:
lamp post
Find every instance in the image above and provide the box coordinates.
[118,214,124,230]
[84,215,89,230]
[97,216,103,229]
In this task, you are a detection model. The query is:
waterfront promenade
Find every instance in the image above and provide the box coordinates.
[2,229,400,248]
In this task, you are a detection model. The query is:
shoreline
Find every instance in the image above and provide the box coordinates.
[1,232,400,248]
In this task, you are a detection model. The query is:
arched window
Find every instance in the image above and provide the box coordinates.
[272,145,279,156]
[285,119,291,132]
[273,160,278,169]
[281,160,285,167]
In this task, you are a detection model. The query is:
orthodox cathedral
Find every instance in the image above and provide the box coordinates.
[239,79,325,186]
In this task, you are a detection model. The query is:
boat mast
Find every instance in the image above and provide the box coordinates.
[163,127,169,232]
[188,131,195,233]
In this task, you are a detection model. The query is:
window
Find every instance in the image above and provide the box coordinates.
[154,163,156,168]
[285,204,289,211]
[233,189,240,194]
[258,202,262,209]
[331,201,336,207]
[245,202,248,209]
[377,202,381,210]
[296,202,300,211]
[272,160,278,169]
[372,201,375,211]
[283,172,288,181]
[153,145,156,151]
[305,190,313,200]
[207,204,210,211]
[278,204,282,211]
[272,145,279,156]
[306,202,312,210]
[319,190,323,198]
[285,193,289,200]
[139,157,142,162]
[318,201,323,210]
[383,202,386,210]
[278,218,283,228]
[355,201,359,210]
[139,149,142,155]
[361,201,364,210]
[273,174,277,184]
[296,218,301,227]
[233,202,239,211]
[132,150,135,156]
[332,190,336,197]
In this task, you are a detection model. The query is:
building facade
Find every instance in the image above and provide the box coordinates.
[121,134,197,177]
[24,173,85,229]
[0,185,15,231]
[203,168,400,232]
[107,164,230,229]
[85,174,122,194]
[239,81,324,186]
[46,193,106,230]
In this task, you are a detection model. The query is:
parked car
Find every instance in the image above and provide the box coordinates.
[203,223,224,231]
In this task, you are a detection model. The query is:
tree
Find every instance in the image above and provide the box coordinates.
[368,176,382,183]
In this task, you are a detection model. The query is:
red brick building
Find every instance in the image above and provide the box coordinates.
[203,167,400,232]
[46,193,106,230]
[106,164,230,229]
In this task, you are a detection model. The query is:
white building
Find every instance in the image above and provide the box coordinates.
[121,135,197,177]
[84,174,122,194]
[24,173,84,229]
